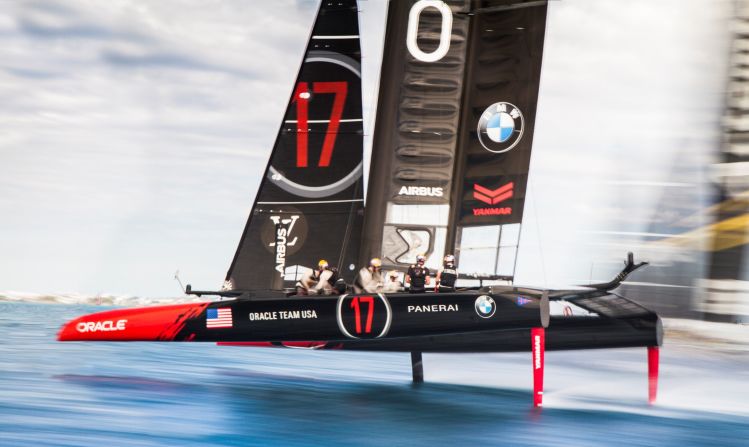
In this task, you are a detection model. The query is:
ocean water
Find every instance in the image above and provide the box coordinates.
[1,301,748,446]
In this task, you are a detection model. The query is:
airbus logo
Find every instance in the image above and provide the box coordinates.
[477,102,524,153]
[398,186,444,197]
[269,215,300,276]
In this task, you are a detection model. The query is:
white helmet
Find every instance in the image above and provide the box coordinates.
[444,254,455,264]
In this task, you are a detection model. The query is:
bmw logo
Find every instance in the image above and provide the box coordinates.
[477,102,524,153]
[474,295,496,319]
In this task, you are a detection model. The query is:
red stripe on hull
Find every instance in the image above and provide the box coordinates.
[57,303,210,341]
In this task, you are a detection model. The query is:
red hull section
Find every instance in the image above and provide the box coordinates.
[57,303,209,341]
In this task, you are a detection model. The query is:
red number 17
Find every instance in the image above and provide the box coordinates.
[294,81,348,168]
[350,296,374,334]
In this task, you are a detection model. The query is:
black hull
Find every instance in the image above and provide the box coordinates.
[59,289,661,353]
[334,315,662,353]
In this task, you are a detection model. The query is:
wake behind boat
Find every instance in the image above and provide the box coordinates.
[58,0,663,407]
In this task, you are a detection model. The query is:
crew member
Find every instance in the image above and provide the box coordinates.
[406,254,430,293]
[354,257,384,293]
[296,259,335,295]
[436,254,458,293]
[383,270,403,293]
[317,265,343,295]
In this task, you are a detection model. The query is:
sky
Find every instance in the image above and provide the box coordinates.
[0,0,732,297]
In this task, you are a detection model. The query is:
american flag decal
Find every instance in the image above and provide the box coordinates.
[206,308,233,329]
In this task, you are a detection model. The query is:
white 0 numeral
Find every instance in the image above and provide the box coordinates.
[406,0,453,63]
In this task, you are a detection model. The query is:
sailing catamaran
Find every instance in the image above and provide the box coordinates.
[57,0,662,407]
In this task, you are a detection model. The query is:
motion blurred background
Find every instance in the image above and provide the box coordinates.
[0,0,747,323]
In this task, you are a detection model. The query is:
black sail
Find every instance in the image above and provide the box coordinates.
[226,0,364,291]
[362,0,547,280]
[450,0,547,279]
[361,0,472,272]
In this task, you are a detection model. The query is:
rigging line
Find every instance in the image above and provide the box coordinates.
[361,10,388,202]
[337,178,361,272]
[529,178,548,288]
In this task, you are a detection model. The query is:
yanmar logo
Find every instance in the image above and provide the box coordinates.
[398,186,443,197]
[472,182,513,216]
[534,335,542,369]
[269,215,299,277]
[474,182,513,205]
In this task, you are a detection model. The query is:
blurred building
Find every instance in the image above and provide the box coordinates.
[699,0,749,323]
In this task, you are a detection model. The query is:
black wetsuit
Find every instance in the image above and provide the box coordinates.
[407,264,430,293]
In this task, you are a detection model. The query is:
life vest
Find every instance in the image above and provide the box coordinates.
[327,267,339,286]
[408,265,429,291]
[440,265,457,288]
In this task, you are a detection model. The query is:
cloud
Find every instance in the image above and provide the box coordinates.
[4,66,62,79]
[16,1,149,42]
[99,48,255,78]
[17,16,143,41]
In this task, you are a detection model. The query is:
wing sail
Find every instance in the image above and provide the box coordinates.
[226,0,365,290]
[450,0,548,280]
[361,0,548,282]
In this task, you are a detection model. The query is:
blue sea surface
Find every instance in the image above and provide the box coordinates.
[1,302,747,446]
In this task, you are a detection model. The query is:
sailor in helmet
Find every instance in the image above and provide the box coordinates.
[406,254,431,293]
[436,254,458,293]
[383,270,403,293]
[354,257,384,293]
[296,259,336,295]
